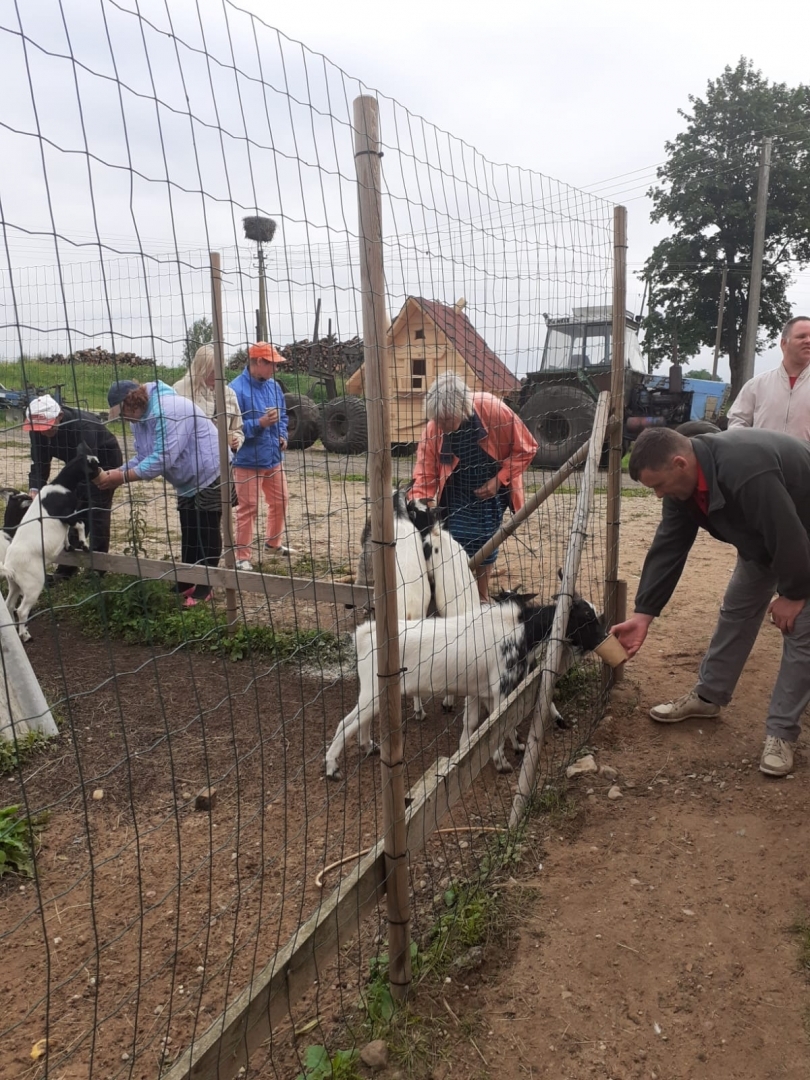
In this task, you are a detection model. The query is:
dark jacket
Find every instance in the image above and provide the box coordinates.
[28,405,123,491]
[635,429,810,617]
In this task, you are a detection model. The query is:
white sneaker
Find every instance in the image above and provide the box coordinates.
[649,687,721,724]
[760,736,796,777]
[235,559,253,571]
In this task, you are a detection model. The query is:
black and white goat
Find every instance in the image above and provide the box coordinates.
[0,488,34,562]
[325,590,605,780]
[0,448,100,641]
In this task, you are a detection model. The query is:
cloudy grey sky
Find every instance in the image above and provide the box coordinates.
[0,0,805,377]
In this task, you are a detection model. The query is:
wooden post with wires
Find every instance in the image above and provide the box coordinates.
[741,136,772,388]
[603,207,627,681]
[711,266,728,380]
[210,251,238,632]
[510,393,611,828]
[353,93,411,1001]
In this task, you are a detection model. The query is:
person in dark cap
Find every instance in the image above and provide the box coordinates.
[25,392,122,580]
[96,379,223,606]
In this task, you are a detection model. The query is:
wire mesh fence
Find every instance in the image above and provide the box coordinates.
[0,3,617,1078]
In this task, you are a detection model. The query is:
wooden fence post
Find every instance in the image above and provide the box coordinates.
[210,251,238,632]
[510,392,611,828]
[603,207,627,680]
[353,93,411,1000]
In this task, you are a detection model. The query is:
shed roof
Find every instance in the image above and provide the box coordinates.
[406,298,520,394]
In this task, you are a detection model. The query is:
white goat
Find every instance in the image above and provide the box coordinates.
[0,450,99,641]
[412,502,481,713]
[325,592,605,781]
[355,488,432,718]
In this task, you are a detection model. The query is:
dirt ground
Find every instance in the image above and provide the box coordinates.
[3,452,808,1080]
[430,501,810,1080]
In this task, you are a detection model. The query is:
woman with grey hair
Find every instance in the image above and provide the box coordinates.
[412,373,537,600]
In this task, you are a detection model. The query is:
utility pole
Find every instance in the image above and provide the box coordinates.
[711,266,728,380]
[740,136,773,386]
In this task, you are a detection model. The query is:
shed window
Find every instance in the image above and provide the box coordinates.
[412,359,426,376]
[414,329,425,340]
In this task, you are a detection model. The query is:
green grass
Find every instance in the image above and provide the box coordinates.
[0,359,187,412]
[294,1045,360,1080]
[58,572,345,664]
[0,730,52,778]
[0,804,49,878]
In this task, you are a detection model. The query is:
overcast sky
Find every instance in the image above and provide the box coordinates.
[1,0,806,378]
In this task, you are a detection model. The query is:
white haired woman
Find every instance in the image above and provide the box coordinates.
[173,344,245,452]
[411,373,537,600]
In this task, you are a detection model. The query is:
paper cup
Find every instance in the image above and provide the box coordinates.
[594,634,628,668]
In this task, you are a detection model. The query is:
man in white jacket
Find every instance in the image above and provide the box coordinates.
[645,314,810,776]
[726,315,810,438]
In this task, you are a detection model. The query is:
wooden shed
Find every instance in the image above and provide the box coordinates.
[344,296,521,445]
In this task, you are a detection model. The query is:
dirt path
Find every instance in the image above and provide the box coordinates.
[437,500,810,1080]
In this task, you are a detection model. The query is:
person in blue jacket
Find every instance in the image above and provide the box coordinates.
[96,379,223,606]
[230,343,295,569]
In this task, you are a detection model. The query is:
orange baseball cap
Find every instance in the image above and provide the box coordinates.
[248,342,286,364]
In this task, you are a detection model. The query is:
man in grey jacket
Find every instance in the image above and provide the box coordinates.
[611,426,810,777]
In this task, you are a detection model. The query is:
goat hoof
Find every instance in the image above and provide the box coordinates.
[413,710,426,721]
[362,741,380,758]
[441,702,454,713]
[494,756,514,774]
[325,762,342,781]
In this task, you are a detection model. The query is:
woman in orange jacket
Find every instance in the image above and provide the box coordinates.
[411,373,537,600]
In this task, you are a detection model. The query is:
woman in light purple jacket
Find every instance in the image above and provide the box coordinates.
[95,379,223,607]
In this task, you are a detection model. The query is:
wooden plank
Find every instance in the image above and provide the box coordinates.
[54,550,372,608]
[163,655,544,1080]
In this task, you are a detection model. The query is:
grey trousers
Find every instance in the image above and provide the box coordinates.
[697,557,810,741]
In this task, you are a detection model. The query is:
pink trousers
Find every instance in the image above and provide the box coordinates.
[233,465,289,559]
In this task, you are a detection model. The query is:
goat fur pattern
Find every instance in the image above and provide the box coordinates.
[325,592,605,780]
[0,449,100,641]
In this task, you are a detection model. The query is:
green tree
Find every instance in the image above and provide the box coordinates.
[685,368,715,380]
[643,59,810,398]
[183,317,213,366]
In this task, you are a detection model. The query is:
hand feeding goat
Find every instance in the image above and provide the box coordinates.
[0,448,100,641]
[325,589,605,780]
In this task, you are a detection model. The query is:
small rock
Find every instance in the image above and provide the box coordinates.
[360,1039,389,1070]
[607,785,623,800]
[630,878,642,886]
[121,1052,130,1062]
[53,936,62,945]
[92,789,104,801]
[682,908,695,917]
[566,754,598,778]
[453,946,484,971]
[599,765,619,781]
[561,990,573,1000]
[182,790,192,801]
[195,787,217,812]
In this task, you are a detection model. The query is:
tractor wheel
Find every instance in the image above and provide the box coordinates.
[320,396,368,454]
[519,385,596,469]
[284,393,320,450]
